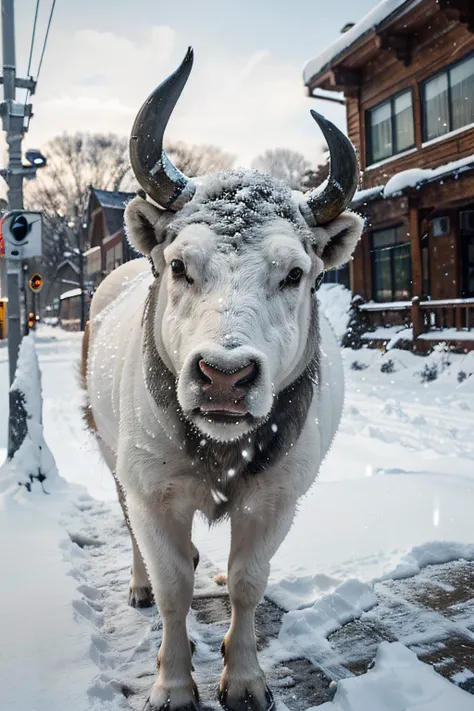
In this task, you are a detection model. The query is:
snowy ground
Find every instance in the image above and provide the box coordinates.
[1,297,474,710]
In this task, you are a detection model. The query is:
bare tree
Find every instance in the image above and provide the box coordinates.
[120,141,235,192]
[302,145,330,191]
[167,142,235,177]
[251,149,311,191]
[25,132,130,281]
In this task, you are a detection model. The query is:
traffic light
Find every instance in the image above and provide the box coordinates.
[29,273,43,293]
[28,312,36,330]
[0,211,42,259]
[10,214,30,242]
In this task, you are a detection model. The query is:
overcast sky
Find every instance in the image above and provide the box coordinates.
[9,0,377,169]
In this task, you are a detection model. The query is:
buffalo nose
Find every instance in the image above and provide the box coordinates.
[198,360,257,394]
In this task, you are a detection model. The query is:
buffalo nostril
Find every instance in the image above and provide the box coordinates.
[198,359,214,385]
[234,362,257,388]
[198,360,257,391]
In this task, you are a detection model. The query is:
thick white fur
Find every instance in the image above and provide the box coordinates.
[87,191,362,710]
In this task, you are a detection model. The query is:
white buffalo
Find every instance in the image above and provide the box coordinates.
[84,48,363,711]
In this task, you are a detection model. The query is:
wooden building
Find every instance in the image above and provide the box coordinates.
[84,188,136,287]
[304,0,474,350]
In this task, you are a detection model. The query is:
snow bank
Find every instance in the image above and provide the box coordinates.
[382,541,474,581]
[318,642,474,710]
[318,283,352,342]
[303,0,418,83]
[0,333,59,498]
[0,492,99,711]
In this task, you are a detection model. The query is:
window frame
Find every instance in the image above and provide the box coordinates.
[370,224,412,303]
[421,51,474,143]
[366,88,415,166]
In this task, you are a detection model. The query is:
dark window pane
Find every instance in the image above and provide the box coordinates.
[324,264,350,288]
[370,101,393,163]
[392,244,412,300]
[373,249,393,302]
[424,73,450,141]
[394,91,414,152]
[372,227,411,302]
[450,56,474,131]
[373,227,397,249]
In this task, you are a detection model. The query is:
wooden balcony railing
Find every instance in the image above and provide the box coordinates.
[358,297,474,341]
[412,297,474,338]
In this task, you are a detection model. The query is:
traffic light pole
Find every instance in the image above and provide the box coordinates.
[1,0,24,389]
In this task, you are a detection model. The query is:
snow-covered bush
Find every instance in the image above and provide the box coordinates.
[351,360,369,371]
[341,295,374,350]
[420,363,438,383]
[380,359,395,374]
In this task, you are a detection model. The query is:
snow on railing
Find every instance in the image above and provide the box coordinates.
[359,300,411,311]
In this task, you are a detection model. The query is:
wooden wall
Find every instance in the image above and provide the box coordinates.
[346,15,474,187]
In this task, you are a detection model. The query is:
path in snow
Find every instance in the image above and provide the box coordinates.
[61,492,339,710]
[61,491,474,709]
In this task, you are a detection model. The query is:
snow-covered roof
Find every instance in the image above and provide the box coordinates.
[383,154,474,197]
[60,288,82,300]
[303,0,420,85]
[352,185,384,206]
[92,188,134,210]
[351,153,474,208]
[57,258,79,275]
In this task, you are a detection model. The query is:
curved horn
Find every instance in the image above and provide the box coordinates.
[300,110,359,226]
[130,47,196,210]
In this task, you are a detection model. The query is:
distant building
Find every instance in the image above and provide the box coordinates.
[84,188,137,287]
[304,0,474,350]
[46,258,80,316]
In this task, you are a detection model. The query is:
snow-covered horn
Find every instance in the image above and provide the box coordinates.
[300,111,359,226]
[129,47,196,210]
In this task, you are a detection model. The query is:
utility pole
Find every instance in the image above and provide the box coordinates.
[1,0,24,386]
[1,0,37,382]
[1,0,42,459]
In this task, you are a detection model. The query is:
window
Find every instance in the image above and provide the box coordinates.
[423,54,474,142]
[372,226,411,302]
[324,264,350,290]
[367,90,415,165]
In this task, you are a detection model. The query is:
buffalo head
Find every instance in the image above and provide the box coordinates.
[125,49,363,443]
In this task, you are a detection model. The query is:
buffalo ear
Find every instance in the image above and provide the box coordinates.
[313,211,364,271]
[124,196,170,256]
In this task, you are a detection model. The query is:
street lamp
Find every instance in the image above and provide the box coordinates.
[25,149,47,168]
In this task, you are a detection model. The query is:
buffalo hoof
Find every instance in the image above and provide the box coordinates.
[129,585,154,608]
[219,685,274,711]
[143,682,199,711]
[143,701,200,711]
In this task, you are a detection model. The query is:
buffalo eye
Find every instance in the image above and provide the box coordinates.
[281,267,303,289]
[170,258,194,284]
[171,258,186,276]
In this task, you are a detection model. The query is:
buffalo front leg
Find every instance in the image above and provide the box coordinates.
[220,497,297,711]
[126,492,198,711]
[113,474,153,608]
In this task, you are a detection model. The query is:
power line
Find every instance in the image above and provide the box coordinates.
[26,0,40,77]
[36,0,57,81]
[24,0,41,127]
[24,0,57,132]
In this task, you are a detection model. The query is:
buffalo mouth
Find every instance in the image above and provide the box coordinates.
[193,406,252,425]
